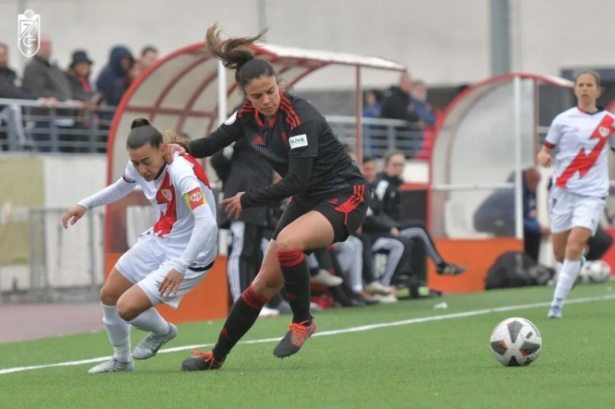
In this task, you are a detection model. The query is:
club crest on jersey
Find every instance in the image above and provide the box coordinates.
[289,134,308,149]
[183,187,205,210]
[160,189,173,202]
[599,126,610,138]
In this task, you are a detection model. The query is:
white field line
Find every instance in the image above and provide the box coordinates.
[1,294,614,375]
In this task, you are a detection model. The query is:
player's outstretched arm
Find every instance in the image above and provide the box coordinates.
[187,112,244,159]
[61,176,136,228]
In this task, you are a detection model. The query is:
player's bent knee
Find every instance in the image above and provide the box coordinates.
[100,285,121,306]
[116,297,144,321]
[275,229,304,253]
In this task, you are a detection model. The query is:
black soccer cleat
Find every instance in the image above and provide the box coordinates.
[180,350,224,371]
[436,263,466,276]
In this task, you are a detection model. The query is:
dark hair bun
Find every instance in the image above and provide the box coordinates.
[131,118,150,130]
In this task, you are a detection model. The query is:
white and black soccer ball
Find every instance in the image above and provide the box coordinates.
[579,260,611,284]
[489,317,542,367]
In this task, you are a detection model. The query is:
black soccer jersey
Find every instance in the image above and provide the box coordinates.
[189,92,366,208]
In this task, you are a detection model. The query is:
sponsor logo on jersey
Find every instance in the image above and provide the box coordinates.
[183,187,205,210]
[289,134,308,149]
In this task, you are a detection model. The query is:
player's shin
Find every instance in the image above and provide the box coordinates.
[211,284,269,362]
[276,249,313,325]
[102,303,131,362]
[551,259,582,309]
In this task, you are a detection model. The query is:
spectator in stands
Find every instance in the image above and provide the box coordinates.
[0,43,36,100]
[96,45,134,107]
[362,90,381,118]
[410,80,437,127]
[380,73,423,156]
[127,60,144,89]
[381,73,421,127]
[65,50,96,103]
[22,36,72,102]
[22,36,83,152]
[362,90,383,156]
[140,46,159,70]
[473,167,550,262]
[361,155,378,183]
[0,43,38,150]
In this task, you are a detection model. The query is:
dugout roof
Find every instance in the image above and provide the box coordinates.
[429,72,574,239]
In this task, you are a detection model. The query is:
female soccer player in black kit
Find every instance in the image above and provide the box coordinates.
[171,25,370,371]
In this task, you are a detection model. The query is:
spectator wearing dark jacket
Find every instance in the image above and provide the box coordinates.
[0,43,38,150]
[0,43,36,100]
[65,50,96,103]
[380,73,423,156]
[95,46,134,107]
[21,37,71,101]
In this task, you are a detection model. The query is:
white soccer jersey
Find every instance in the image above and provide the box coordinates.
[122,154,218,275]
[544,107,615,197]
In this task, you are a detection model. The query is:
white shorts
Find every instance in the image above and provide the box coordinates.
[549,186,605,236]
[115,232,211,309]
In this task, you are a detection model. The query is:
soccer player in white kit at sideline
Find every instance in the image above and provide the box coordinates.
[61,118,218,373]
[538,70,615,319]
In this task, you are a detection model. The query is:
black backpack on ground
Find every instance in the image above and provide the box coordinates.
[485,251,556,290]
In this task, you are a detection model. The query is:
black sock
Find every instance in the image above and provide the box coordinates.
[277,249,313,325]
[212,284,268,362]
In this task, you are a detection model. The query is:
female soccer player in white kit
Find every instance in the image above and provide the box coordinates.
[62,118,218,372]
[538,70,615,319]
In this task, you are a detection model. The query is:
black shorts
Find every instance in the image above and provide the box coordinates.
[272,184,370,245]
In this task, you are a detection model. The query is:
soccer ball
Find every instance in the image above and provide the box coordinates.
[578,260,611,284]
[489,317,542,367]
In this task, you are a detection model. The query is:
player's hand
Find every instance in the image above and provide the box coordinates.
[390,227,400,236]
[537,150,552,167]
[159,269,184,297]
[220,192,244,220]
[164,143,185,163]
[61,205,86,228]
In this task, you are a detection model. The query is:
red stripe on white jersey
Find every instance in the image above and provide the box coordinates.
[556,114,615,188]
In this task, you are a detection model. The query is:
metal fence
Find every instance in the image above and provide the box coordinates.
[13,207,105,303]
[0,98,427,159]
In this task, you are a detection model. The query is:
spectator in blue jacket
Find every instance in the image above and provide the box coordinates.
[95,46,134,107]
[473,167,550,261]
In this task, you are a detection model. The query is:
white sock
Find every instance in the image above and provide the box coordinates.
[552,259,581,309]
[102,303,131,362]
[128,308,171,336]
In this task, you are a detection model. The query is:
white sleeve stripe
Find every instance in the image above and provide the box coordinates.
[375,181,389,201]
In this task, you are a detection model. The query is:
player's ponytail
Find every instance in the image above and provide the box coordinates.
[127,117,163,149]
[205,23,275,91]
